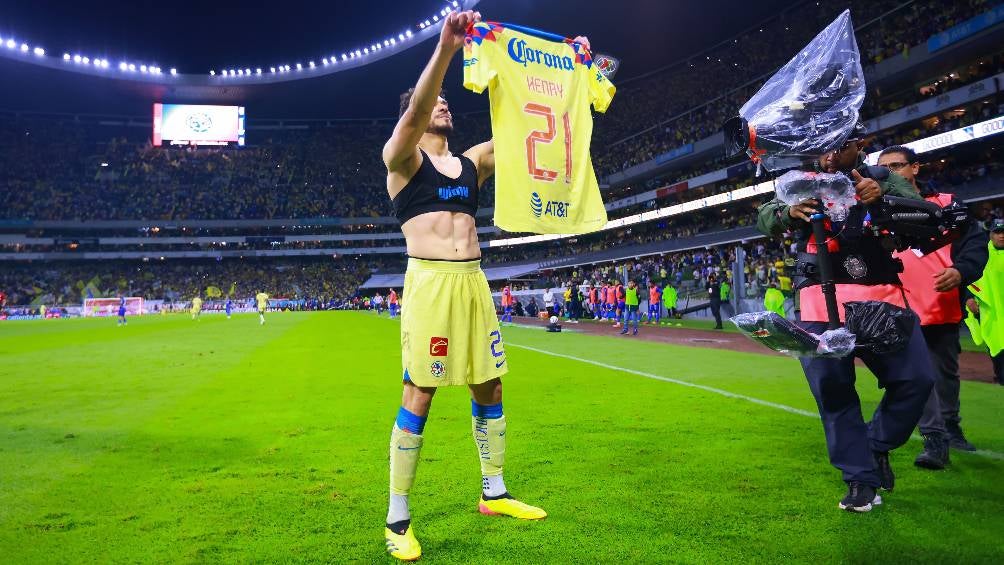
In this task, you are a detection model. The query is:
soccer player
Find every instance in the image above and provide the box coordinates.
[388,288,399,318]
[647,281,661,324]
[225,298,233,319]
[191,296,202,321]
[620,280,640,335]
[117,296,127,326]
[610,280,618,329]
[500,285,514,323]
[374,292,385,315]
[605,280,618,322]
[255,291,269,325]
[381,9,561,560]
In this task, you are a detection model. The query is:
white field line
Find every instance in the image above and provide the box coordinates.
[507,342,1004,461]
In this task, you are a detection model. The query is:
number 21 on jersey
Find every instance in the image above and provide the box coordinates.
[523,102,572,184]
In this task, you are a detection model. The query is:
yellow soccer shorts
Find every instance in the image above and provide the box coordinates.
[400,258,508,387]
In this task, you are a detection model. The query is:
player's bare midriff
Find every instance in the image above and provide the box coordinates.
[400,211,480,261]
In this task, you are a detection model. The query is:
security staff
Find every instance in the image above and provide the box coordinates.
[757,133,935,513]
[878,146,987,468]
[706,273,723,329]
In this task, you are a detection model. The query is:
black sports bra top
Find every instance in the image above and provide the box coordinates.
[392,149,479,224]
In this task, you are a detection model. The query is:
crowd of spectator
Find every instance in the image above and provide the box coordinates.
[591,0,998,176]
[0,1,997,224]
[0,257,385,306]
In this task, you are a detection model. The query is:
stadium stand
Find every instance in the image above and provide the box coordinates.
[2,0,1004,312]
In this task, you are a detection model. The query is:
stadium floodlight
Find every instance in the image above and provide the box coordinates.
[433,15,439,22]
[237,69,243,76]
[398,33,404,40]
[73,54,82,63]
[140,64,147,72]
[363,47,369,54]
[170,68,177,75]
[5,39,15,49]
[390,38,396,45]
[256,68,261,75]
[341,53,347,61]
[128,63,136,71]
[296,63,302,70]
[229,68,235,75]
[210,69,216,75]
[63,53,70,60]
[244,67,250,75]
[309,61,315,68]
[452,0,458,6]
[119,61,127,70]
[33,47,44,56]
[406,30,413,37]
[82,57,90,64]
[383,39,390,46]
[20,43,29,52]
[269,67,275,73]
[322,58,328,65]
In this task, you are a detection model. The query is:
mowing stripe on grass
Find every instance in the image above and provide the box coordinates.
[508,342,1004,461]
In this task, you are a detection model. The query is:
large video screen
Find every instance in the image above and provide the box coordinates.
[153,103,245,146]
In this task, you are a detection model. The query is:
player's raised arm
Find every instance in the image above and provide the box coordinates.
[383,10,481,172]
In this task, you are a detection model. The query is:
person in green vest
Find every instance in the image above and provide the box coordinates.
[662,283,678,323]
[620,280,640,336]
[763,282,786,318]
[964,219,1004,384]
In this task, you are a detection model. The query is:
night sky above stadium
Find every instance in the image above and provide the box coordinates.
[0,0,797,117]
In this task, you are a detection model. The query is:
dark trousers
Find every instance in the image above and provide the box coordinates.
[799,319,935,486]
[917,324,962,436]
[710,300,722,328]
[994,351,1004,384]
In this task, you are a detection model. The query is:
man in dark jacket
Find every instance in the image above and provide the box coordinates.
[706,273,723,329]
[757,137,934,513]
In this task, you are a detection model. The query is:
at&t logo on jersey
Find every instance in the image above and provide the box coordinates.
[508,38,574,71]
[530,192,571,219]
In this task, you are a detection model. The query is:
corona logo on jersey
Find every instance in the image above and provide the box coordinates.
[507,38,575,71]
[464,21,615,235]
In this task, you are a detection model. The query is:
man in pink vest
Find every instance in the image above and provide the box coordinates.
[879,146,988,468]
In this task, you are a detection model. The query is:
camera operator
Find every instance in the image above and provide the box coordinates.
[756,131,935,513]
[878,146,988,467]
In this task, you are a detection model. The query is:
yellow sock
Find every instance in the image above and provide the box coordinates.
[472,403,507,497]
[390,424,423,495]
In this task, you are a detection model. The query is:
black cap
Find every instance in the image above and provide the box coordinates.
[846,121,869,141]
[991,218,1004,232]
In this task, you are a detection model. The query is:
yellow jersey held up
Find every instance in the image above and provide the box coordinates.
[463,21,615,235]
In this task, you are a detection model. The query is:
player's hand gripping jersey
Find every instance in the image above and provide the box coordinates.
[463,22,615,234]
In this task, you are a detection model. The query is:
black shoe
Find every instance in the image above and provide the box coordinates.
[914,434,950,470]
[946,423,977,452]
[838,482,882,513]
[873,451,895,492]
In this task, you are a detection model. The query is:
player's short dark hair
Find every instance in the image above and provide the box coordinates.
[399,87,447,118]
[879,145,919,164]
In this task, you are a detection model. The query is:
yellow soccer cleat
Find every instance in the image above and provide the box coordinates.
[478,496,547,520]
[385,525,421,561]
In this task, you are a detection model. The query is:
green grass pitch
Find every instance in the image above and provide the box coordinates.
[1,312,1003,563]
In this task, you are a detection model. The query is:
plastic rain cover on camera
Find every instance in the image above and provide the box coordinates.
[844,301,917,354]
[738,9,865,171]
[731,311,855,358]
[774,170,857,221]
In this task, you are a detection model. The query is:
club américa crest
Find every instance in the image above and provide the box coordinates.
[430,360,446,378]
